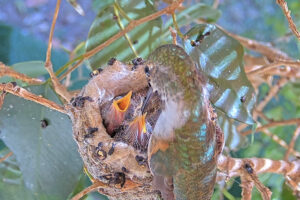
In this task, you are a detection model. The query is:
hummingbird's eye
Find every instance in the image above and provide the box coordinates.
[144,65,150,77]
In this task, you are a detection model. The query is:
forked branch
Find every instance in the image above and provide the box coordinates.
[0,82,66,114]
[45,0,72,102]
[218,155,300,196]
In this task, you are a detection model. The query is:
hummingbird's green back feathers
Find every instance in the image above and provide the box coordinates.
[147,44,219,200]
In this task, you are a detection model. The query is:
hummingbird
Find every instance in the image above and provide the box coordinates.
[146,44,219,200]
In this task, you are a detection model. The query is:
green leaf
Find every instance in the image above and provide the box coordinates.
[281,182,297,200]
[86,0,162,70]
[0,152,36,200]
[92,0,114,13]
[184,24,256,125]
[0,23,68,70]
[11,61,47,78]
[165,3,220,28]
[0,84,83,200]
[217,111,248,151]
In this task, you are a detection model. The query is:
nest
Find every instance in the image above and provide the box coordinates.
[68,60,164,199]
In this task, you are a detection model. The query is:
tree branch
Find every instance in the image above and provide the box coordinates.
[0,82,66,114]
[241,118,300,136]
[277,0,300,41]
[45,0,72,102]
[0,63,43,85]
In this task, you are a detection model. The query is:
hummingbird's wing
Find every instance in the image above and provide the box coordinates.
[148,134,175,200]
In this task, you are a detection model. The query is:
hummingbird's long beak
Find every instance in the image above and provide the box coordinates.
[141,87,153,113]
[106,91,132,135]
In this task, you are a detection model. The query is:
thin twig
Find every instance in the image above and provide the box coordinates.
[114,1,132,22]
[247,59,300,76]
[46,0,61,65]
[169,26,177,45]
[0,152,13,163]
[284,125,300,160]
[277,0,300,41]
[263,129,300,158]
[241,118,300,136]
[256,77,288,112]
[71,180,107,200]
[217,26,290,60]
[171,13,185,39]
[0,82,66,114]
[247,63,284,75]
[45,0,72,102]
[0,63,43,85]
[254,110,272,123]
[0,91,6,109]
[113,3,139,57]
[58,59,84,81]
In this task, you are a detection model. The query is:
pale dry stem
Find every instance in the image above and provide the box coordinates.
[241,118,300,136]
[284,125,300,160]
[45,0,72,102]
[263,129,300,158]
[277,0,300,41]
[256,77,288,112]
[0,82,66,114]
[58,59,84,81]
[169,26,177,45]
[71,180,108,200]
[219,27,290,60]
[0,63,43,85]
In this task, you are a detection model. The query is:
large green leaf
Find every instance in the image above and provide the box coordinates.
[0,84,83,200]
[0,151,36,200]
[217,111,247,151]
[184,24,256,124]
[86,0,162,70]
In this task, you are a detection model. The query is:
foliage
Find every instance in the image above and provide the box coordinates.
[0,0,299,199]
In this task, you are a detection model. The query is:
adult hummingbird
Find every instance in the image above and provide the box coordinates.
[146,44,219,200]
